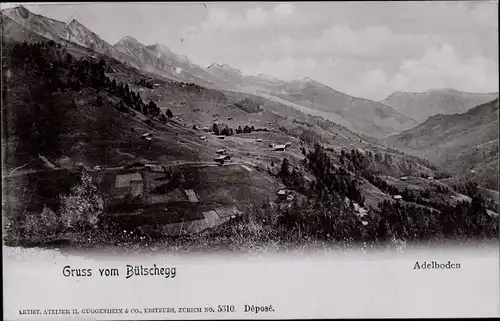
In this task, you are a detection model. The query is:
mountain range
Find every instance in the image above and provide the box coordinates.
[1,5,498,140]
[0,5,426,139]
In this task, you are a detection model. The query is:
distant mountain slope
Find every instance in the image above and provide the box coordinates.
[269,78,419,138]
[384,98,499,190]
[113,36,218,86]
[382,89,498,122]
[147,43,215,83]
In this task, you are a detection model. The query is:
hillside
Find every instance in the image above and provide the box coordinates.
[384,98,499,190]
[1,14,48,43]
[382,89,498,123]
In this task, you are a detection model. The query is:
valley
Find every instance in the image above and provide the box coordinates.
[1,5,498,252]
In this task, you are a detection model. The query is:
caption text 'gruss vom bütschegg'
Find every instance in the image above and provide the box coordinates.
[62,264,176,279]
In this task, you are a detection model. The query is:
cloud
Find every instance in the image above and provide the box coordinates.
[273,3,294,18]
[245,7,269,28]
[196,3,296,31]
[272,24,441,61]
[388,44,498,93]
[240,44,498,101]
[200,7,245,30]
[352,44,498,100]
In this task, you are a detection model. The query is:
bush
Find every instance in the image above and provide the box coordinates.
[58,170,103,231]
[22,206,61,245]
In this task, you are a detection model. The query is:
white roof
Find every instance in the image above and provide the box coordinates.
[393,195,402,199]
[274,144,286,149]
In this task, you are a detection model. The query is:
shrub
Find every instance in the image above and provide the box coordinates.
[23,206,60,245]
[58,170,103,231]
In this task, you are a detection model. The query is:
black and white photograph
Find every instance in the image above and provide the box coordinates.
[2,1,499,319]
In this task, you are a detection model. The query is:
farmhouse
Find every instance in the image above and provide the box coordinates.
[393,195,403,200]
[276,189,287,198]
[400,176,408,181]
[216,148,227,154]
[214,155,231,161]
[256,138,263,142]
[214,155,231,165]
[115,172,143,197]
[200,136,208,141]
[273,145,286,151]
[184,189,200,203]
[427,176,434,180]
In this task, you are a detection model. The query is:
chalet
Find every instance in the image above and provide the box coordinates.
[202,127,211,132]
[115,172,143,197]
[276,189,287,198]
[256,139,263,142]
[427,176,434,180]
[470,169,476,173]
[273,145,286,151]
[214,155,231,164]
[216,149,227,154]
[184,189,200,203]
[400,176,408,181]
[200,136,208,141]
[141,132,153,139]
[153,83,161,88]
[285,142,292,147]
[393,195,403,200]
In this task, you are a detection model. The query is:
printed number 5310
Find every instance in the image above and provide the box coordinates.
[217,305,235,313]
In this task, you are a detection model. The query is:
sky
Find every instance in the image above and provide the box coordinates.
[2,1,498,100]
